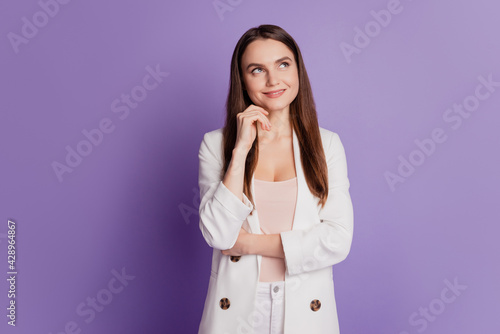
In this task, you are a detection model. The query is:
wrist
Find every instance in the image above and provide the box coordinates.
[233,146,249,158]
[244,233,256,255]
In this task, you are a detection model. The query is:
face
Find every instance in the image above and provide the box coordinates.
[240,38,299,113]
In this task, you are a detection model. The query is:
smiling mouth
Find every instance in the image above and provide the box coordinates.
[263,89,285,96]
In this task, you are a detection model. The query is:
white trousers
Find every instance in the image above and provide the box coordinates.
[251,281,285,334]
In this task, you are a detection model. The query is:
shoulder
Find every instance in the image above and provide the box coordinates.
[318,126,342,153]
[202,127,224,143]
[199,127,224,161]
[318,126,338,141]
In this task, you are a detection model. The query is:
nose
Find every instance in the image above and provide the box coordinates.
[266,69,279,86]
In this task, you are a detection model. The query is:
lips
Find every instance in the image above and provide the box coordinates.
[263,89,285,98]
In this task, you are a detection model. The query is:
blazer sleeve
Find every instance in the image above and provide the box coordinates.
[198,131,255,250]
[279,132,354,276]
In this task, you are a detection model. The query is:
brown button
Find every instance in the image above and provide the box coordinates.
[219,298,230,310]
[230,256,241,262]
[310,299,321,311]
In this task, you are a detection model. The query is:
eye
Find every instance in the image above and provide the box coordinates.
[251,67,263,74]
[279,62,290,68]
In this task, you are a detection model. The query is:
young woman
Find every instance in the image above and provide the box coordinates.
[197,24,354,334]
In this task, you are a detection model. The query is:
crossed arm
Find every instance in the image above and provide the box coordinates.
[198,130,353,276]
[220,228,285,258]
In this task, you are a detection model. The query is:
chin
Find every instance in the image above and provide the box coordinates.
[266,102,291,112]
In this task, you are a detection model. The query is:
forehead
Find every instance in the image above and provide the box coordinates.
[241,39,294,65]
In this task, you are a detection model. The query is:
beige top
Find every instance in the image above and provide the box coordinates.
[254,176,298,282]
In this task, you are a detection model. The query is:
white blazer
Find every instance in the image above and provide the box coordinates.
[197,126,354,334]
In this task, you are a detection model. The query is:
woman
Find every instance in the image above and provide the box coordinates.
[197,24,354,334]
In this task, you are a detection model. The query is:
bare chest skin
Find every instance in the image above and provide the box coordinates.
[254,135,297,181]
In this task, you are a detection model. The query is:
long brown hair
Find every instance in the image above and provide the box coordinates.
[222,24,329,214]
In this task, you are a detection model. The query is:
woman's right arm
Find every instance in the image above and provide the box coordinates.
[221,146,249,203]
[198,105,271,250]
[198,132,254,250]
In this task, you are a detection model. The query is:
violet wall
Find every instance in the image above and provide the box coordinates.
[1,0,499,333]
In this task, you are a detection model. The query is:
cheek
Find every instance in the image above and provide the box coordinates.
[286,75,299,91]
[289,79,299,100]
[248,83,260,92]
[246,81,264,97]
[284,72,299,86]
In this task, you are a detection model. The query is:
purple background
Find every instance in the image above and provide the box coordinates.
[1,0,499,333]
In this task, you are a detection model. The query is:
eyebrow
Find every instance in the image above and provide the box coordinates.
[245,56,293,71]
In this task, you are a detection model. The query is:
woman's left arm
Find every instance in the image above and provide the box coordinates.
[222,131,353,268]
[279,132,354,276]
[221,228,285,258]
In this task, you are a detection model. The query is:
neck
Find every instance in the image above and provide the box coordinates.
[260,106,292,140]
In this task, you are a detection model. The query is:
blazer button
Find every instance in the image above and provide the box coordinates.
[310,299,321,312]
[219,298,231,310]
[230,256,241,262]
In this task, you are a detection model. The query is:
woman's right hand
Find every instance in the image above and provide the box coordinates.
[234,104,272,153]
